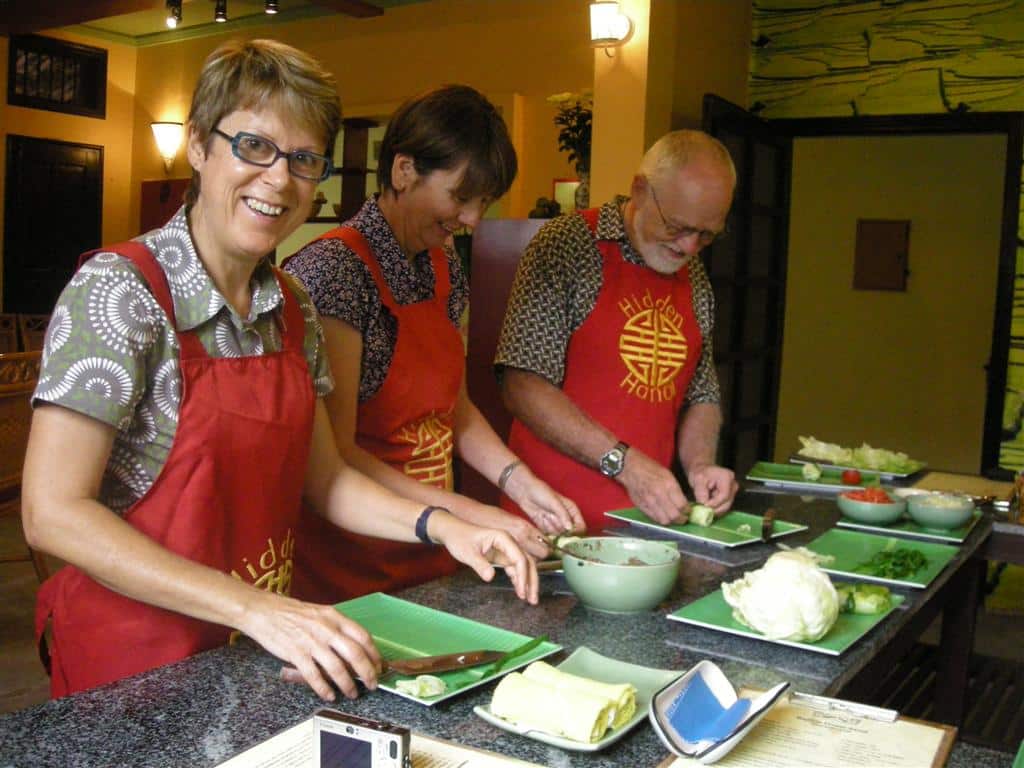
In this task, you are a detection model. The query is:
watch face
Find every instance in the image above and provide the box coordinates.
[600,447,625,477]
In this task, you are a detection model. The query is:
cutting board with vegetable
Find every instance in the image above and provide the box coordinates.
[800,529,958,589]
[334,592,561,705]
[794,436,926,477]
[667,587,904,656]
[746,462,882,494]
[605,508,807,548]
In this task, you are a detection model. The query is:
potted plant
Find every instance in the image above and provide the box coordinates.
[547,90,593,208]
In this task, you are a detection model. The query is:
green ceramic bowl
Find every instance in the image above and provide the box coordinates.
[836,491,906,525]
[561,537,680,614]
[907,494,974,529]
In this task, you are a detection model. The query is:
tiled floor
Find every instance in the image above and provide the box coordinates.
[1,510,1021,720]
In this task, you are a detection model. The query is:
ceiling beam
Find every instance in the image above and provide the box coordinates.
[0,0,383,37]
[0,1,166,36]
[311,1,383,18]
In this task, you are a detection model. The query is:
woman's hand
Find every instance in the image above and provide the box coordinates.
[504,464,586,535]
[240,591,383,702]
[429,511,539,605]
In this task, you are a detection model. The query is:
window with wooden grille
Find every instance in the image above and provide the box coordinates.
[7,35,107,118]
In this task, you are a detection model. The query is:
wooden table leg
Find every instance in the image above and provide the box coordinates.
[933,555,985,725]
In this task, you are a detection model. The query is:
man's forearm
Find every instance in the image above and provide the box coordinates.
[677,402,723,474]
[501,368,618,468]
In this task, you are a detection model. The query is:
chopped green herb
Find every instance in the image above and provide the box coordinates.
[853,547,928,580]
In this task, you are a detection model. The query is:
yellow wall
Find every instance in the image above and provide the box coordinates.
[131,0,595,220]
[776,134,1004,472]
[671,0,751,129]
[0,32,138,302]
[590,0,751,203]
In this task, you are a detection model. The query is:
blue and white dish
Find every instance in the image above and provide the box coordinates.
[648,660,789,764]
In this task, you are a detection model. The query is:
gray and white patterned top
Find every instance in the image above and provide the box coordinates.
[33,206,333,514]
[283,195,468,403]
[495,196,720,404]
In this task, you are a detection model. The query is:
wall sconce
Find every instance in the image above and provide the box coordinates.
[165,0,182,29]
[589,1,632,55]
[151,121,184,174]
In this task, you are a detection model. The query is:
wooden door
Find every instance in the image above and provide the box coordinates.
[701,94,792,477]
[3,135,102,313]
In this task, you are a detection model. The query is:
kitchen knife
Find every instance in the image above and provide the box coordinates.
[384,649,505,676]
[761,507,776,542]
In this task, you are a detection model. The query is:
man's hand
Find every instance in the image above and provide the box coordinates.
[686,463,737,514]
[618,448,687,525]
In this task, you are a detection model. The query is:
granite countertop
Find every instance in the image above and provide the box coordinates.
[0,490,1012,768]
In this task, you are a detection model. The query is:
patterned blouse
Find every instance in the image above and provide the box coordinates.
[33,206,333,513]
[283,195,468,402]
[495,196,720,405]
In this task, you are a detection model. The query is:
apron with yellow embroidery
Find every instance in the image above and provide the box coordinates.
[505,208,702,532]
[292,227,459,603]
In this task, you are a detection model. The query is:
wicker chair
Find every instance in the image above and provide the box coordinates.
[0,351,50,582]
[0,314,17,353]
[17,314,50,352]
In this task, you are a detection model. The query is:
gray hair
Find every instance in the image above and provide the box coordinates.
[638,130,736,188]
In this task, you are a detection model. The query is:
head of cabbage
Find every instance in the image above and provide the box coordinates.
[721,551,839,642]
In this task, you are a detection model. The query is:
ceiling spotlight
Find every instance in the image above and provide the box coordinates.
[165,0,182,28]
[215,0,227,22]
[264,0,279,13]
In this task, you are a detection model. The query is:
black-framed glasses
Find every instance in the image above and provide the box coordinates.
[646,176,726,246]
[211,128,332,182]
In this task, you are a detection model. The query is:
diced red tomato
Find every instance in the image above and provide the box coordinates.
[841,469,863,485]
[842,487,892,503]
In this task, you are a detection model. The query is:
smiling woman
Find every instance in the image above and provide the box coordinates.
[22,39,539,705]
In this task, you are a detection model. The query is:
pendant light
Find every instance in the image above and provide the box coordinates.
[264,0,279,14]
[215,0,228,23]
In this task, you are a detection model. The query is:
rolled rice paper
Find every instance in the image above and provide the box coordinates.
[522,661,637,728]
[490,672,615,743]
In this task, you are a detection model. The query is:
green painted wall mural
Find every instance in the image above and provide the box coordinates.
[750,0,1024,472]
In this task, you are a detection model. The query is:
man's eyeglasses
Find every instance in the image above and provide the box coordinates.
[646,177,726,247]
[211,128,332,182]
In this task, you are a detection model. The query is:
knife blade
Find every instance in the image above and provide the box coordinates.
[384,649,505,676]
[761,507,776,542]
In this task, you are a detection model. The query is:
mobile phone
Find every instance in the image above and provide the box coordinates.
[313,708,410,768]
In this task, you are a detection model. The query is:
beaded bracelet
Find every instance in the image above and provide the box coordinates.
[497,459,522,492]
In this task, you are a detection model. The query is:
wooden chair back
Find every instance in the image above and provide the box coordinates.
[0,351,41,498]
[17,314,50,352]
[0,314,18,353]
[460,219,545,505]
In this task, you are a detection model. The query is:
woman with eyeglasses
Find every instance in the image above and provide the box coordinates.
[283,85,584,604]
[22,40,537,701]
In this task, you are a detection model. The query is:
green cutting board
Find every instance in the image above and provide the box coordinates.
[746,461,881,493]
[335,592,561,706]
[668,588,904,656]
[837,510,982,544]
[802,528,959,589]
[605,508,807,548]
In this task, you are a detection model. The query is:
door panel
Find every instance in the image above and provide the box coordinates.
[702,94,792,477]
[3,135,102,313]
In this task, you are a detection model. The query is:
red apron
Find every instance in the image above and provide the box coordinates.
[291,227,460,604]
[504,208,703,532]
[35,241,314,698]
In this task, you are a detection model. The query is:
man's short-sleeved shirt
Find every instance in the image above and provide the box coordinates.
[495,196,720,405]
[283,195,468,403]
[33,206,334,514]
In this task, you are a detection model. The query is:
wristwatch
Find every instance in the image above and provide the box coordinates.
[599,441,629,478]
